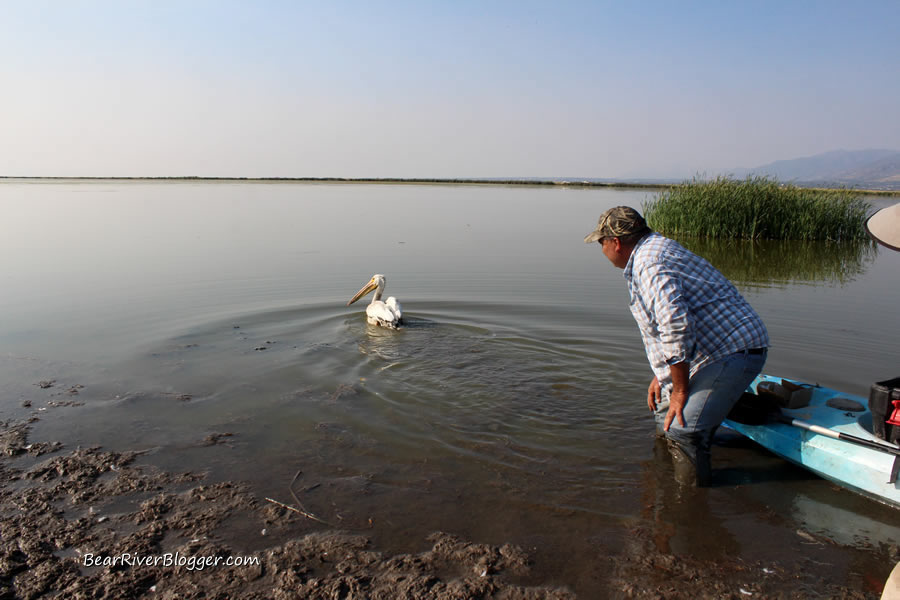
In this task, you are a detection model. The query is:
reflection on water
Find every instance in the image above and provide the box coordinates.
[676,236,879,287]
[4,181,900,596]
[638,438,741,559]
[625,434,900,595]
[791,493,900,549]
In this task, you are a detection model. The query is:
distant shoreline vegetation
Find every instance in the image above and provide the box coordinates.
[1,175,898,197]
[0,176,667,190]
[643,175,876,242]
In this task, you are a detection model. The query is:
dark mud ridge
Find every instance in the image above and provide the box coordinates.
[0,417,879,599]
[2,418,576,599]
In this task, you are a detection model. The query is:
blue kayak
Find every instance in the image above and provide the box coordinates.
[723,374,900,509]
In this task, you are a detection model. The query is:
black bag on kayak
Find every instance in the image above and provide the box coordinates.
[869,377,900,443]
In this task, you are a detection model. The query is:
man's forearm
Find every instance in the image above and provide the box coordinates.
[669,361,690,394]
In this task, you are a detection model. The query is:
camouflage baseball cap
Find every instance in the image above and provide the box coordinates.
[583,206,648,243]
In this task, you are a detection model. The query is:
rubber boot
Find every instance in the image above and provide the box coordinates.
[667,439,712,488]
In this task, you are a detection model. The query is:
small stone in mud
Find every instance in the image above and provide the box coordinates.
[47,400,85,407]
[1,422,64,457]
[38,380,56,389]
[328,384,358,403]
[201,432,235,446]
[22,400,32,408]
[254,346,268,351]
[1,423,29,456]
[177,394,193,402]
[315,422,348,435]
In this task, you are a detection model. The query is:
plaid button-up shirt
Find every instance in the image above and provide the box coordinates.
[623,233,769,395]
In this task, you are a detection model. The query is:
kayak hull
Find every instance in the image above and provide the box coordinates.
[722,374,900,509]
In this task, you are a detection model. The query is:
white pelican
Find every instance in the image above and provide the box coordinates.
[347,274,403,329]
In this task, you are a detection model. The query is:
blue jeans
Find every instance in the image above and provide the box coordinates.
[654,349,767,486]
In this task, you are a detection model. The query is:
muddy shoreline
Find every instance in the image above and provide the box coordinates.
[3,416,577,599]
[1,393,889,598]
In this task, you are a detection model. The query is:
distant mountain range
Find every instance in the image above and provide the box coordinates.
[729,149,900,190]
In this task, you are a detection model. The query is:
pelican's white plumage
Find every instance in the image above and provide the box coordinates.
[347,274,403,329]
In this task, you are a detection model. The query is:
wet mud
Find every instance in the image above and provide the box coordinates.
[610,524,877,599]
[1,405,890,598]
[1,417,576,599]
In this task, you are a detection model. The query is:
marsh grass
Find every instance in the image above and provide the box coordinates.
[642,176,872,241]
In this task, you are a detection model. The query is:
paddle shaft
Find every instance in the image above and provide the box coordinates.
[776,414,900,457]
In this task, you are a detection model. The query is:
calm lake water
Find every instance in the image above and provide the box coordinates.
[2,180,899,595]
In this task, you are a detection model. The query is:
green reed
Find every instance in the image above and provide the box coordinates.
[642,176,872,241]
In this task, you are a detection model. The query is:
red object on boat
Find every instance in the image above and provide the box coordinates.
[887,400,900,427]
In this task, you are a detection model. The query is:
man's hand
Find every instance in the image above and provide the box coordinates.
[664,388,688,431]
[647,376,661,411]
[664,362,690,431]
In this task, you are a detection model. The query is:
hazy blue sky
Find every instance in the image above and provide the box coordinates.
[2,1,898,179]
